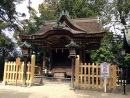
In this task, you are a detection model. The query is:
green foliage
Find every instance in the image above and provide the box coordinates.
[20,19,39,35]
[116,0,130,25]
[89,30,123,65]
[39,0,59,20]
[125,53,130,67]
[38,0,107,20]
[0,0,25,32]
[58,0,107,18]
[0,21,7,30]
[0,33,15,58]
[0,33,17,79]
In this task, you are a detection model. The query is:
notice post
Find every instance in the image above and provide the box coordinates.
[101,62,109,93]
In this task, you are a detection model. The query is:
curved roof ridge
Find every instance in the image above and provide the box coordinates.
[58,15,86,32]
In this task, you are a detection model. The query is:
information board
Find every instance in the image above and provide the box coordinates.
[101,62,109,78]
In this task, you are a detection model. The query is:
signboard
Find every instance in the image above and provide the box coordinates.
[101,62,109,78]
[16,57,21,66]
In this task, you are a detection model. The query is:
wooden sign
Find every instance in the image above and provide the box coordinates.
[16,57,21,66]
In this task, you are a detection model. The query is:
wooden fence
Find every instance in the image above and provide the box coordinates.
[2,55,35,86]
[116,67,126,85]
[75,56,117,90]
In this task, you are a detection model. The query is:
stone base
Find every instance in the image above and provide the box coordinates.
[2,81,7,86]
[112,89,118,93]
[29,83,34,87]
[39,78,43,84]
[70,88,75,90]
[75,86,80,90]
[126,84,130,88]
[21,84,27,87]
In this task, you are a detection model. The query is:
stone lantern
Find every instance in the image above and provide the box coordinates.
[65,40,79,90]
[20,41,32,86]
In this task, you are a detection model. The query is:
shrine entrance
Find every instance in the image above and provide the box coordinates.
[52,49,70,67]
[52,49,71,70]
[50,49,71,78]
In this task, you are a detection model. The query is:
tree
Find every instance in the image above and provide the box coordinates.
[89,30,123,65]
[13,6,45,67]
[38,0,107,20]
[13,6,42,44]
[38,0,59,20]
[0,33,17,79]
[0,0,25,32]
[103,0,130,28]
[59,0,107,18]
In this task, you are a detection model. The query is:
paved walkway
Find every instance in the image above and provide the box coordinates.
[0,82,130,98]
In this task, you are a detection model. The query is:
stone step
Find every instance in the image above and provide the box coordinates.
[54,73,65,77]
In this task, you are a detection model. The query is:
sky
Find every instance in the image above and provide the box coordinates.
[16,0,44,20]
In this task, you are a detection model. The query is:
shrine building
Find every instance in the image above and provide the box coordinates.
[19,11,105,77]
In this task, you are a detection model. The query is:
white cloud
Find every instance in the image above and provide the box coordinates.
[16,0,44,20]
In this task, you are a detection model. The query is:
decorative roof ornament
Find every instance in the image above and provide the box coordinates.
[97,16,100,23]
[53,22,65,29]
[65,39,79,48]
[19,41,32,48]
[60,10,70,18]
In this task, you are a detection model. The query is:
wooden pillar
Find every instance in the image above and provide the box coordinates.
[49,49,52,71]
[75,55,79,89]
[71,58,75,89]
[22,56,27,86]
[79,49,82,64]
[83,49,86,64]
[30,55,35,86]
[43,48,46,70]
[2,61,8,86]
[113,65,117,90]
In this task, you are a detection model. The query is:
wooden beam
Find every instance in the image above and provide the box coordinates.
[43,48,46,70]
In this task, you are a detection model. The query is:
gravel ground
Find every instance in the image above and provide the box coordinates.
[0,79,130,98]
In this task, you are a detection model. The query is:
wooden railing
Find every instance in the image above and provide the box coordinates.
[2,55,35,86]
[75,55,117,90]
